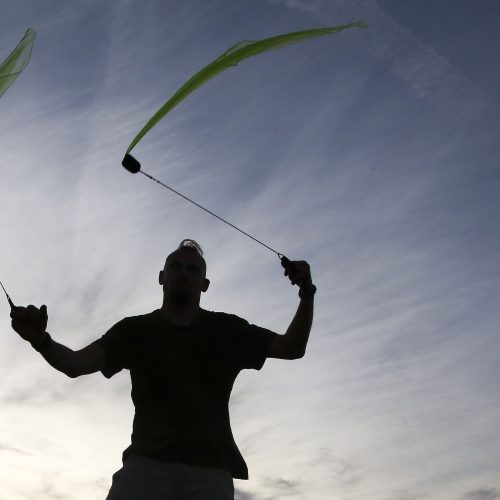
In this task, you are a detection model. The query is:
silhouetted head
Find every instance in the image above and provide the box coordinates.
[159,239,210,305]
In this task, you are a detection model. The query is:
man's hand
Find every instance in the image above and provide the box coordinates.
[10,304,48,345]
[281,260,313,289]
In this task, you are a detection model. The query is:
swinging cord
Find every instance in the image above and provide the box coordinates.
[139,170,285,259]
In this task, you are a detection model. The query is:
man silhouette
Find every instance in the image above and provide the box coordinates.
[10,239,315,499]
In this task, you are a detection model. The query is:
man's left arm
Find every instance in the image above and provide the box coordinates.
[267,260,316,360]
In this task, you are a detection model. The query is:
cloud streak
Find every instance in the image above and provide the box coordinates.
[273,0,499,124]
[464,488,500,500]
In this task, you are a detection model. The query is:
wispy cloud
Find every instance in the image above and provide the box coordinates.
[0,442,31,456]
[235,488,258,500]
[273,0,499,123]
[260,476,303,499]
[464,488,500,500]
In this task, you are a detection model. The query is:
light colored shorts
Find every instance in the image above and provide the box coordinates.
[105,455,234,500]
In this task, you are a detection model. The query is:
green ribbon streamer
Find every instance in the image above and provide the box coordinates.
[125,22,366,154]
[0,28,36,99]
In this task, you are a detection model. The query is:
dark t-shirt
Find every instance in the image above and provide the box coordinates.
[93,308,277,480]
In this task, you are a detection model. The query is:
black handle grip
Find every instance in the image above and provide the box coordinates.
[280,255,295,272]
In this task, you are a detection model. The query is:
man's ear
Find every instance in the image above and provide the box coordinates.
[159,271,164,285]
[201,278,210,292]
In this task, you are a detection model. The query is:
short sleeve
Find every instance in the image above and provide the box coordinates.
[227,315,278,371]
[93,318,133,378]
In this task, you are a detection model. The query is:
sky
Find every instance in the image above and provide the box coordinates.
[0,1,499,499]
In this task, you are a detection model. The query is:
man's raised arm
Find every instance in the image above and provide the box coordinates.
[10,304,106,378]
[267,260,315,360]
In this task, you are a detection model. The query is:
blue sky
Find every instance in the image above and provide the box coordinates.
[1,1,499,499]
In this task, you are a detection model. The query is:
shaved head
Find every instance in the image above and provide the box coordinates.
[160,239,209,306]
[164,239,207,276]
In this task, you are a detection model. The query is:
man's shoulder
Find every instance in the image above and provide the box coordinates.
[200,308,247,326]
[111,310,161,331]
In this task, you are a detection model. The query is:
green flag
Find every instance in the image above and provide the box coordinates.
[0,28,36,99]
[125,22,366,154]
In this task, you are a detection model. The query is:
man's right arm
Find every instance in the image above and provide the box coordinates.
[11,304,107,378]
[35,339,107,378]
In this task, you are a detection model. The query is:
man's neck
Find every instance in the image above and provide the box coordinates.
[160,301,200,326]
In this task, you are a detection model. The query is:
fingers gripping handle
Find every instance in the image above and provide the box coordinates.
[280,254,295,273]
